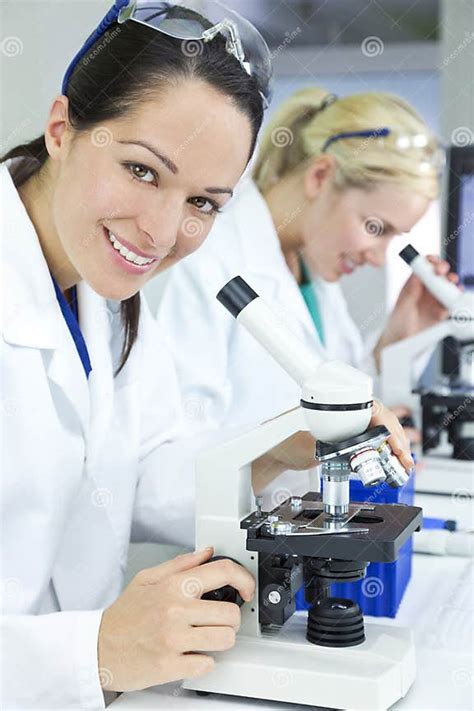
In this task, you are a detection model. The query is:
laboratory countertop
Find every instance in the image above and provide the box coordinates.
[111,553,474,711]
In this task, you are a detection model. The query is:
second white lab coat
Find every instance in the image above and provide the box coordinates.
[1,160,209,708]
[157,179,370,433]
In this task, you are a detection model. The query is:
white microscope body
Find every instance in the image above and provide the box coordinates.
[381,244,474,495]
[183,277,420,711]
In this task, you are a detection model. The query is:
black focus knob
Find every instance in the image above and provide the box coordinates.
[200,556,244,607]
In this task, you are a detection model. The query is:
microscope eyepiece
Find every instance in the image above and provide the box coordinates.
[216,276,258,318]
[399,244,419,265]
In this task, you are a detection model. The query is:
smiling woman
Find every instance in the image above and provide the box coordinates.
[1,2,271,707]
[1,6,264,373]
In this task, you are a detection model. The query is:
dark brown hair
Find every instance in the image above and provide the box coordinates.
[2,17,264,374]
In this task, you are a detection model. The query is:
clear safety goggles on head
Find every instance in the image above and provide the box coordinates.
[61,0,273,108]
[322,127,446,176]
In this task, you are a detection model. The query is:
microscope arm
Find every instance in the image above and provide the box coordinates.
[196,406,307,521]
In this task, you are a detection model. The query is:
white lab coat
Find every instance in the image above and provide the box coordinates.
[0,161,205,708]
[157,179,372,431]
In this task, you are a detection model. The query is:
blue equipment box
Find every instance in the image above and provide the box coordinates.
[296,474,415,618]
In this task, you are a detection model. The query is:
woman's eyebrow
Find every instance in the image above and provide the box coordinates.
[118,139,233,196]
[118,139,179,174]
[205,186,234,197]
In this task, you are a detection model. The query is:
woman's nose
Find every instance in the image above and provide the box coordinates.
[138,195,183,256]
[363,242,389,268]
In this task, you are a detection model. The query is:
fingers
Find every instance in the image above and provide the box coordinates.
[403,426,421,445]
[185,599,241,630]
[178,653,215,679]
[371,400,414,473]
[184,626,236,653]
[178,558,255,603]
[390,405,412,419]
[388,433,414,472]
[426,255,460,282]
[135,547,214,585]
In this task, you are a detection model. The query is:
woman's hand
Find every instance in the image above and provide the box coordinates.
[98,547,254,693]
[390,404,421,445]
[373,255,459,369]
[371,399,415,472]
[252,400,415,493]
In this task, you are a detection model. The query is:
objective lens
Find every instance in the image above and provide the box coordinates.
[350,448,386,486]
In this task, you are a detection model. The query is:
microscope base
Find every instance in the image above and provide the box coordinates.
[183,614,415,710]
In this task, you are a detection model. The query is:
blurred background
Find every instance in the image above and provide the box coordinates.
[1,0,473,575]
[2,0,472,333]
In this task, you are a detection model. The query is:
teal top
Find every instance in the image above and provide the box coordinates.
[299,259,325,346]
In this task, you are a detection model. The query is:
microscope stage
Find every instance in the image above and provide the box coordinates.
[242,493,423,563]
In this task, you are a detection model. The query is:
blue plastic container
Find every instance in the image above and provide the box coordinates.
[295,474,415,618]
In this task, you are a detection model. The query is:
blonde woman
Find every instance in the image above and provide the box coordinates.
[157,87,456,499]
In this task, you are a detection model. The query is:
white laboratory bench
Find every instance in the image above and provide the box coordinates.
[111,553,474,711]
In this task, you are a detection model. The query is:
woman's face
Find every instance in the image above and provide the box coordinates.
[48,80,253,299]
[299,178,431,282]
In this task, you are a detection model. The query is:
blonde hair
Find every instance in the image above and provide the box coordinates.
[253,87,440,200]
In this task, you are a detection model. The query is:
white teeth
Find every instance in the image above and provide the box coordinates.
[106,230,155,266]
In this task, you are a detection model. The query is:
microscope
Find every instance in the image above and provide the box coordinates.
[381,244,474,494]
[183,277,422,711]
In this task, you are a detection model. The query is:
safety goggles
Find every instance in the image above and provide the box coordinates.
[322,127,446,176]
[61,0,273,108]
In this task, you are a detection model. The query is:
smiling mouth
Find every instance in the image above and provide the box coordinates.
[104,228,158,267]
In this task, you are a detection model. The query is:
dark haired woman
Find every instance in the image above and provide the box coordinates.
[1,2,413,706]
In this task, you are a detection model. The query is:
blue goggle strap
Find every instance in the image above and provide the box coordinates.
[61,0,130,94]
[322,127,390,153]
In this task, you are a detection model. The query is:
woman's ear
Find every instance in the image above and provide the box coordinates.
[304,154,336,200]
[44,96,72,160]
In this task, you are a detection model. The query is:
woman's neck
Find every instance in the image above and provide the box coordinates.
[18,165,78,291]
[260,177,306,285]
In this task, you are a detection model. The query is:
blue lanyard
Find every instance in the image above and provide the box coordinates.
[51,276,92,379]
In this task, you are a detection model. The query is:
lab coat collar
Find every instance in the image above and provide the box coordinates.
[1,161,63,350]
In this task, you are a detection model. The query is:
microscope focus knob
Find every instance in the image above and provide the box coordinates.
[200,556,245,607]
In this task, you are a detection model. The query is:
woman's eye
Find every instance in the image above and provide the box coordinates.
[189,197,221,215]
[124,163,157,185]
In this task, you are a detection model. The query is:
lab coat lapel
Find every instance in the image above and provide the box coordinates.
[236,181,323,352]
[77,281,115,467]
[1,162,90,437]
